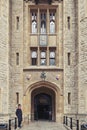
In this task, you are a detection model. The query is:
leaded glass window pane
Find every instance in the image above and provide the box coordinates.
[41,21,46,34]
[50,21,55,34]
[41,59,46,65]
[40,50,46,65]
[49,50,56,66]
[32,21,37,33]
[31,49,37,65]
[50,51,55,58]
[31,51,37,58]
[40,11,47,34]
[41,51,46,58]
[31,11,37,33]
[50,11,55,34]
[49,59,55,65]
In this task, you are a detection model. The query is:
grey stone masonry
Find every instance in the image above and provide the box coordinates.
[78,0,87,114]
[63,0,78,114]
[9,0,24,115]
[0,0,87,123]
[0,0,10,122]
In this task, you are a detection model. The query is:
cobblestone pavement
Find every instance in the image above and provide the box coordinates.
[19,121,66,130]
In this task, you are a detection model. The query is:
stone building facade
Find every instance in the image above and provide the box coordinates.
[0,0,87,123]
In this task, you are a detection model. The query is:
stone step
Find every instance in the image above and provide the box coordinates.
[18,121,67,130]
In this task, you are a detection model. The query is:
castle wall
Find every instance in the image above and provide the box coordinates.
[0,0,87,123]
[9,0,24,115]
[78,0,87,114]
[22,0,64,122]
[63,0,78,114]
[0,0,10,122]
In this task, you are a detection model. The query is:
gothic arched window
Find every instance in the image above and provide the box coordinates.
[50,20,55,34]
[50,11,55,34]
[41,21,46,34]
[40,11,47,34]
[31,11,37,34]
[32,20,37,33]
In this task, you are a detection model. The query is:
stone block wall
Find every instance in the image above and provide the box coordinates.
[78,0,87,114]
[23,69,63,94]
[9,0,24,115]
[63,0,78,114]
[0,0,87,122]
[0,0,9,121]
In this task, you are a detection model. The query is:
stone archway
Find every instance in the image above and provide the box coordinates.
[31,87,56,121]
[23,81,63,122]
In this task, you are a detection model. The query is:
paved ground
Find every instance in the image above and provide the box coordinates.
[20,121,67,130]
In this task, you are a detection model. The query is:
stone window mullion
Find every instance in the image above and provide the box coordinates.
[38,47,40,66]
[47,9,49,66]
[37,8,40,66]
[47,47,49,66]
[47,8,49,34]
[38,8,40,34]
[56,6,59,67]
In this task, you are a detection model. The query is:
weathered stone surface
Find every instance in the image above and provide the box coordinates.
[0,0,87,123]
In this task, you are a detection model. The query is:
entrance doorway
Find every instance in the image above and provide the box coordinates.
[31,86,55,121]
[34,93,52,120]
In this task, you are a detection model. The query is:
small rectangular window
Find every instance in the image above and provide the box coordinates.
[67,16,70,29]
[16,53,19,65]
[31,50,37,65]
[49,49,56,66]
[68,52,70,65]
[49,51,56,65]
[40,50,46,65]
[68,92,71,105]
[16,92,19,104]
[16,16,19,30]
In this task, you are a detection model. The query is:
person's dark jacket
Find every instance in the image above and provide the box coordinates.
[16,108,22,121]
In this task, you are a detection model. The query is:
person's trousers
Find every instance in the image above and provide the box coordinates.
[18,120,21,127]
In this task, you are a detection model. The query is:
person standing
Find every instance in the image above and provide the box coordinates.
[16,104,22,128]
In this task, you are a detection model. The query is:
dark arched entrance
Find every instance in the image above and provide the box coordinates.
[34,93,52,120]
[31,86,55,121]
